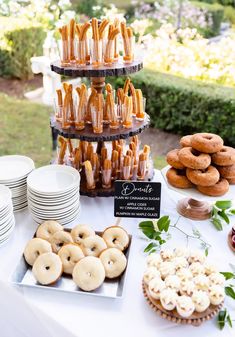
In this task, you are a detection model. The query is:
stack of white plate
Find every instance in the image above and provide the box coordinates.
[0,185,15,246]
[27,165,81,225]
[0,155,35,212]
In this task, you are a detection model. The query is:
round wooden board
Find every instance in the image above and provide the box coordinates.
[50,59,143,78]
[142,281,223,326]
[228,230,235,253]
[177,198,212,221]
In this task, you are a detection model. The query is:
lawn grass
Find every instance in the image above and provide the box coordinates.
[154,156,167,170]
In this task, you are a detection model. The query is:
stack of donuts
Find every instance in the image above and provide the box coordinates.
[23,220,130,291]
[166,133,235,196]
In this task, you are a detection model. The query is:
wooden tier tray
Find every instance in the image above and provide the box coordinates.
[228,230,235,253]
[50,115,150,142]
[51,59,143,78]
[142,281,222,326]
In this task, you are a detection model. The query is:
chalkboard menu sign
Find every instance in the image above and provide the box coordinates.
[114,181,161,219]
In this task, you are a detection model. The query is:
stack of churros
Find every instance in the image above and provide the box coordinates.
[75,21,91,65]
[120,22,133,63]
[59,25,69,65]
[104,24,120,64]
[75,83,87,130]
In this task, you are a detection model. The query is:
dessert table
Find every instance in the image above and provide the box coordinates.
[0,170,234,337]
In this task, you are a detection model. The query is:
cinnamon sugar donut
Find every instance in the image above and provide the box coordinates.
[191,133,223,153]
[178,147,211,170]
[166,149,185,169]
[227,177,235,184]
[50,231,73,253]
[24,238,52,266]
[58,244,84,274]
[32,252,63,285]
[211,146,235,166]
[166,167,193,189]
[217,164,235,179]
[36,220,63,241]
[197,178,229,196]
[180,135,192,148]
[186,166,220,187]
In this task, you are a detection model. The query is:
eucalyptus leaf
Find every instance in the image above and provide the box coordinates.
[220,272,235,280]
[142,228,155,239]
[226,314,233,328]
[217,310,227,330]
[225,286,235,300]
[163,219,170,232]
[157,216,170,231]
[212,218,223,231]
[139,221,154,230]
[229,209,235,215]
[144,242,157,253]
[205,248,209,256]
[219,210,230,224]
[215,200,232,210]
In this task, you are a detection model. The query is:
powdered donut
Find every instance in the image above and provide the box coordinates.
[72,256,105,291]
[71,225,95,245]
[178,147,211,169]
[32,252,63,285]
[197,178,229,196]
[180,135,192,148]
[58,244,84,274]
[36,220,63,241]
[50,231,73,253]
[191,133,223,153]
[102,226,130,251]
[166,167,193,189]
[99,248,127,278]
[166,149,185,169]
[211,146,235,166]
[82,235,107,257]
[186,166,220,186]
[217,164,235,179]
[24,238,52,266]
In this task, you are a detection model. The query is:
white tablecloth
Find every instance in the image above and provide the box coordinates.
[0,170,234,337]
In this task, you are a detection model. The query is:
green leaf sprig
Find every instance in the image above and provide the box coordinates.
[211,200,235,231]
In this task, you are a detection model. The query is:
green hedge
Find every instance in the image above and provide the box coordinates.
[0,17,46,79]
[110,70,235,146]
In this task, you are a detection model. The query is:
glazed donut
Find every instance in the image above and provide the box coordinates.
[72,256,105,291]
[82,235,107,257]
[102,226,130,251]
[217,164,235,179]
[211,146,235,166]
[191,133,223,154]
[24,238,52,266]
[197,178,229,196]
[186,166,220,187]
[36,220,63,241]
[227,176,235,184]
[99,248,127,278]
[166,167,193,189]
[166,149,185,169]
[180,135,192,148]
[50,231,73,253]
[178,147,211,170]
[32,252,63,285]
[71,225,95,245]
[58,244,84,274]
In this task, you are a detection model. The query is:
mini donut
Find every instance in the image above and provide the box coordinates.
[166,149,185,169]
[58,244,84,275]
[178,147,211,170]
[102,226,130,251]
[32,252,62,285]
[36,220,63,241]
[72,256,105,291]
[227,176,235,184]
[180,135,192,148]
[186,166,220,187]
[166,167,193,189]
[191,133,223,153]
[71,225,95,245]
[211,146,235,166]
[197,178,229,196]
[50,231,73,253]
[99,248,127,278]
[217,164,235,179]
[24,238,52,266]
[82,235,107,257]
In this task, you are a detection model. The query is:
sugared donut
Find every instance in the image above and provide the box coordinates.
[197,178,229,196]
[50,231,73,253]
[99,248,127,278]
[72,256,105,291]
[32,252,63,285]
[191,133,223,153]
[217,164,235,179]
[166,149,185,169]
[227,176,235,184]
[180,135,192,148]
[166,167,193,189]
[178,147,211,170]
[82,235,107,257]
[71,225,95,245]
[211,146,235,166]
[24,238,52,266]
[102,226,130,251]
[186,166,220,187]
[36,220,63,241]
[58,244,84,274]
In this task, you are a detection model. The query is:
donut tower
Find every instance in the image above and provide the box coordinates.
[50,17,154,197]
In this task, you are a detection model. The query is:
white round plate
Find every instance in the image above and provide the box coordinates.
[0,217,14,236]
[28,201,80,218]
[0,204,13,218]
[0,219,15,238]
[0,156,34,182]
[27,188,79,204]
[27,193,80,208]
[0,210,14,226]
[29,204,80,220]
[14,205,28,213]
[4,178,27,188]
[28,194,80,211]
[32,208,80,225]
[0,185,12,210]
[27,184,79,200]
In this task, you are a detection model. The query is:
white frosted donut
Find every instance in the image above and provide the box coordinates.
[99,248,127,278]
[71,224,95,245]
[24,238,52,266]
[36,220,63,241]
[58,244,84,275]
[32,252,63,285]
[50,231,73,253]
[102,226,130,251]
[72,256,105,291]
[82,235,107,257]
